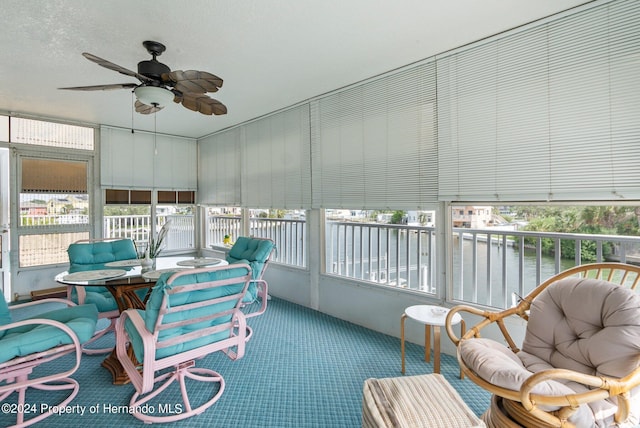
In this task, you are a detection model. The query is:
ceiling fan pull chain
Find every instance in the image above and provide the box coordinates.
[154,113,158,155]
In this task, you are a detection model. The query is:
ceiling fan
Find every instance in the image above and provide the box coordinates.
[59,40,227,116]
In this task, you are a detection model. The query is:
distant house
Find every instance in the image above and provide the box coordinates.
[156,206,177,216]
[451,206,493,228]
[47,198,71,214]
[20,201,47,216]
[406,210,435,227]
[376,213,393,223]
[210,207,242,216]
[327,209,355,220]
[46,194,89,215]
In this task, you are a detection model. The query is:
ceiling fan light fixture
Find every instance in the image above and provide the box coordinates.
[134,86,174,107]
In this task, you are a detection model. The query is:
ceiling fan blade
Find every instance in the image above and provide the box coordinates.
[135,100,163,115]
[83,52,152,82]
[179,93,227,116]
[59,83,138,91]
[164,70,223,94]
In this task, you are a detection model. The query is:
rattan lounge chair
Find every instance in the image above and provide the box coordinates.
[446,263,640,427]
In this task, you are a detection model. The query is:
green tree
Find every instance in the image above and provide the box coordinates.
[390,210,406,224]
[516,205,624,262]
[268,209,286,219]
[104,206,150,216]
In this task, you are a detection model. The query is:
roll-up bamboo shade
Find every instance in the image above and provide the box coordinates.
[21,158,87,193]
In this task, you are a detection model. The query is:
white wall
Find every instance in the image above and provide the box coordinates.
[12,265,63,300]
[266,262,527,358]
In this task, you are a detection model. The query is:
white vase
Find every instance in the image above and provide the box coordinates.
[141,254,154,270]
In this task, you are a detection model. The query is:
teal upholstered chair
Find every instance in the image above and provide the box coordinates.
[0,297,97,427]
[115,264,251,423]
[67,238,138,354]
[226,236,276,319]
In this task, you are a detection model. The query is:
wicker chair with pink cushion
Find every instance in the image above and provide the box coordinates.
[446,263,640,428]
[115,263,252,424]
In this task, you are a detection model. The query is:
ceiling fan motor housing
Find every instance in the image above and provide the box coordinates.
[137,59,170,81]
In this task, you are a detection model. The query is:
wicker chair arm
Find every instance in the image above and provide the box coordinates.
[446,304,522,346]
[520,368,640,427]
[446,305,481,344]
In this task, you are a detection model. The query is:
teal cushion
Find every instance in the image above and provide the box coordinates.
[110,239,139,260]
[126,266,250,362]
[0,303,98,363]
[85,289,119,312]
[226,237,274,281]
[0,298,12,340]
[67,239,137,265]
[228,237,274,264]
[228,259,258,302]
[68,263,108,273]
[68,285,146,313]
[67,262,134,273]
[69,286,118,312]
[66,239,137,315]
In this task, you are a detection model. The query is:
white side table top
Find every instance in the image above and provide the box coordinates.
[405,305,461,327]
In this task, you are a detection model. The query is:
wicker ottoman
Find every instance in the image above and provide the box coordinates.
[362,373,485,428]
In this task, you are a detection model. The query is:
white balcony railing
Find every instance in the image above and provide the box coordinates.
[250,217,306,267]
[326,221,436,293]
[104,214,194,253]
[22,213,640,310]
[452,229,640,309]
[326,221,640,309]
[20,214,89,226]
[205,215,242,248]
[103,215,151,243]
[206,215,306,267]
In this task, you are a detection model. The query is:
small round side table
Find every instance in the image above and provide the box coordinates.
[401,305,465,378]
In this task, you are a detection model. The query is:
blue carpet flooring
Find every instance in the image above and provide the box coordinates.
[1,298,490,427]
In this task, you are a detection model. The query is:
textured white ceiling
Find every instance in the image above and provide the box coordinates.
[0,0,590,138]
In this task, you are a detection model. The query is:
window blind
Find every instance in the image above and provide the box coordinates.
[152,135,197,190]
[438,0,640,202]
[311,60,437,210]
[100,127,197,190]
[241,104,311,209]
[197,128,241,206]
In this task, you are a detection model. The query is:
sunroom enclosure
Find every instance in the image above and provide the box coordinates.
[1,0,640,357]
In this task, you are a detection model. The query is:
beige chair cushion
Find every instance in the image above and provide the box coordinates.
[522,277,640,427]
[523,277,640,378]
[459,338,576,396]
[460,277,640,427]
